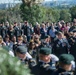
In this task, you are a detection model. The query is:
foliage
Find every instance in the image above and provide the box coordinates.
[0,4,22,24]
[0,10,6,23]
[0,47,31,75]
[70,6,76,21]
[20,4,41,24]
[59,9,72,22]
[0,2,76,24]
[20,0,72,24]
[20,0,45,25]
[51,8,60,22]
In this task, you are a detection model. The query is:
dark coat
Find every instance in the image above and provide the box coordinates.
[14,26,23,37]
[70,37,76,62]
[31,61,55,75]
[53,38,69,57]
[69,26,76,32]
[22,25,31,36]
[0,26,7,38]
[40,28,47,39]
[7,29,15,40]
[52,68,74,75]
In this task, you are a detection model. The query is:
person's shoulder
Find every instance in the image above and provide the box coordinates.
[50,54,59,62]
[51,69,58,75]
[54,38,59,42]
[31,63,40,75]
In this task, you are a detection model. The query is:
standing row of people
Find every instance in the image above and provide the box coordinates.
[0,19,76,75]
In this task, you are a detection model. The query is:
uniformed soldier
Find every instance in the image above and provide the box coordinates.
[31,47,58,75]
[52,54,75,75]
[53,32,70,57]
[15,45,36,68]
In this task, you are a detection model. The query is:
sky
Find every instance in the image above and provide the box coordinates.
[0,0,58,3]
[0,0,21,3]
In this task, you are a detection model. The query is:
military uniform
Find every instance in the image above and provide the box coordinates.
[52,68,74,75]
[69,37,76,62]
[15,45,36,68]
[53,38,70,57]
[31,47,57,75]
[52,54,75,75]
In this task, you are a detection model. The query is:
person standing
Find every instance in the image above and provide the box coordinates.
[31,47,58,75]
[53,32,70,57]
[22,21,32,42]
[52,54,75,75]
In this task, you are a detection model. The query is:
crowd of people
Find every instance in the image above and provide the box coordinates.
[0,19,76,75]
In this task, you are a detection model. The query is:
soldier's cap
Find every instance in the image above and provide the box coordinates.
[16,46,27,54]
[39,47,52,55]
[59,54,75,65]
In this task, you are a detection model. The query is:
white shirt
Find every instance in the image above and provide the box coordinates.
[9,51,32,59]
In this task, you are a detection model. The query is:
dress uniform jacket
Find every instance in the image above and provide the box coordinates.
[53,38,69,57]
[31,55,58,75]
[70,37,76,62]
[31,61,56,75]
[52,68,74,75]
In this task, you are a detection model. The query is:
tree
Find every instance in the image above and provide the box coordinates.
[60,9,72,22]
[21,0,44,7]
[0,4,22,24]
[70,6,76,21]
[51,8,60,22]
[20,0,44,25]
[0,47,31,75]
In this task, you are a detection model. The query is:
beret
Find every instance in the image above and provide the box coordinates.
[16,46,27,54]
[39,47,52,55]
[59,54,74,64]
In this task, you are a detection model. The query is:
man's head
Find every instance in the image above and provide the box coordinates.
[57,32,63,39]
[14,22,17,26]
[59,54,75,71]
[5,21,9,26]
[16,46,27,60]
[73,19,76,26]
[24,21,28,26]
[17,36,23,44]
[39,47,52,63]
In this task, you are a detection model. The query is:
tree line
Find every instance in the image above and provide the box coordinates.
[0,0,76,24]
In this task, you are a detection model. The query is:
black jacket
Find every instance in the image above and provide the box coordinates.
[31,61,55,75]
[52,68,74,75]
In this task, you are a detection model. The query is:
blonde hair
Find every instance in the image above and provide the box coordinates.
[18,36,23,41]
[0,36,3,43]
